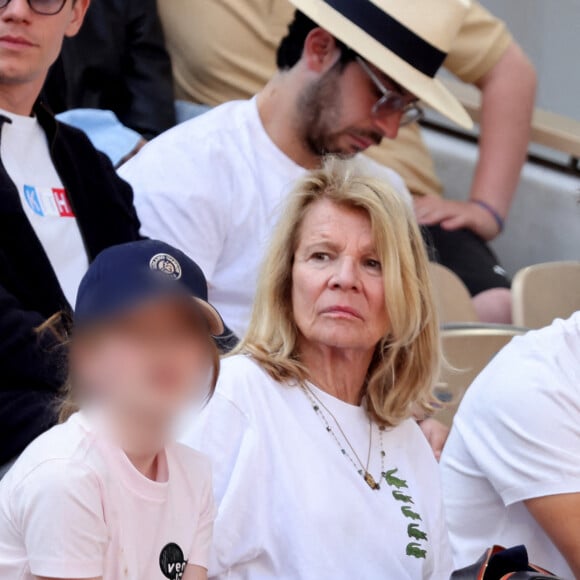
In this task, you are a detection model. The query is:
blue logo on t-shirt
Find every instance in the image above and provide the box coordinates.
[23,185,43,216]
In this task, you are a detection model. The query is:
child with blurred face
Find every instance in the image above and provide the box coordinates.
[0,240,223,580]
[72,299,216,433]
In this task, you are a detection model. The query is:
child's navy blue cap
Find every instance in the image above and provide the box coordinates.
[74,240,224,336]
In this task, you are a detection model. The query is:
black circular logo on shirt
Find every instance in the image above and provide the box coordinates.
[159,542,187,579]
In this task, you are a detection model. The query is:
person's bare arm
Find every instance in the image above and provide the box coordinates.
[415,41,537,241]
[469,41,537,219]
[183,564,208,580]
[417,418,449,461]
[525,492,580,577]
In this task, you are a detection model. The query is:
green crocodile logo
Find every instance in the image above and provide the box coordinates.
[383,468,408,489]
[382,466,428,561]
[407,523,428,541]
[392,490,414,504]
[406,542,427,559]
[401,506,422,521]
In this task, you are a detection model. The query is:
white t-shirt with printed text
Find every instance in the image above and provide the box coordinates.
[0,109,88,306]
[120,99,411,337]
[180,354,453,579]
[441,313,580,578]
[0,412,215,580]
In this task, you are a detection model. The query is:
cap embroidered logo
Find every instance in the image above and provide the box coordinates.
[149,253,182,280]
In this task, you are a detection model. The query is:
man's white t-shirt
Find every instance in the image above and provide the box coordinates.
[0,109,88,305]
[441,313,580,578]
[120,99,410,337]
[180,355,453,579]
[0,412,215,580]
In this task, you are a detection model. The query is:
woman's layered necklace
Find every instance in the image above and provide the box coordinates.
[301,381,383,490]
[300,382,430,561]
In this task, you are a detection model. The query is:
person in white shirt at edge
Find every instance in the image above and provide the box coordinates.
[180,158,453,579]
[0,239,224,580]
[440,313,580,579]
[119,0,473,341]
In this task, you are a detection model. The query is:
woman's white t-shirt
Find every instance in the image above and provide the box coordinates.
[0,412,215,580]
[441,313,580,578]
[181,355,453,579]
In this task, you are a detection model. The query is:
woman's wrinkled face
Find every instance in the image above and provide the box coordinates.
[73,299,214,422]
[292,199,390,353]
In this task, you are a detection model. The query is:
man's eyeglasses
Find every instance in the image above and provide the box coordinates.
[0,0,67,16]
[356,57,424,127]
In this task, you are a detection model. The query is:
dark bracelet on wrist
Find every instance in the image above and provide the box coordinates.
[471,200,505,233]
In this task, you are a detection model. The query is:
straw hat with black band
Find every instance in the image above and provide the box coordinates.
[288,0,473,129]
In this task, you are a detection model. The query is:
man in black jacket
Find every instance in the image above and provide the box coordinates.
[0,0,141,468]
[43,0,176,140]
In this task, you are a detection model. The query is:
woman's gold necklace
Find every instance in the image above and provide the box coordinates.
[301,382,385,490]
[301,383,431,561]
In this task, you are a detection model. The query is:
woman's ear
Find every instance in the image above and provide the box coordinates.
[65,0,91,38]
[303,28,342,74]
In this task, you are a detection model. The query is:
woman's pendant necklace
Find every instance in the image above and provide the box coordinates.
[363,415,380,489]
[364,471,380,490]
[302,383,382,490]
[301,383,429,560]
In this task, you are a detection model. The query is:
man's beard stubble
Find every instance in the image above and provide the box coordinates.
[295,65,382,161]
[296,67,344,159]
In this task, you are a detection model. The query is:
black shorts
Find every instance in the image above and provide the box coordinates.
[422,225,511,296]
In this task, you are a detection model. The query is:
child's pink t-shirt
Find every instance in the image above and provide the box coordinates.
[0,412,215,580]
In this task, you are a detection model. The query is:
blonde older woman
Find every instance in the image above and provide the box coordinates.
[182,159,452,578]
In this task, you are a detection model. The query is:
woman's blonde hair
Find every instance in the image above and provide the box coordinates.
[37,310,221,423]
[237,157,440,426]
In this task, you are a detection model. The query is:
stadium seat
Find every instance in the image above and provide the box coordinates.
[512,261,580,329]
[429,262,479,324]
[434,325,526,427]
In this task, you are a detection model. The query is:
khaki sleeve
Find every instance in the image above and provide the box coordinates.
[443,1,513,84]
[158,0,293,105]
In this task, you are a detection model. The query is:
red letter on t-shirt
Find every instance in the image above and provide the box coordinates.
[52,188,75,217]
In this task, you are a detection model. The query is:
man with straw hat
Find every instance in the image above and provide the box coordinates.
[160,0,536,325]
[121,0,476,340]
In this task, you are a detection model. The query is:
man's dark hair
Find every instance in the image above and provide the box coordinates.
[276,10,357,70]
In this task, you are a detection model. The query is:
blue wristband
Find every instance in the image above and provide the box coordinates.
[471,200,505,233]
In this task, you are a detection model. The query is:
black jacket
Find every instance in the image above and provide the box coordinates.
[43,0,175,139]
[0,104,141,463]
